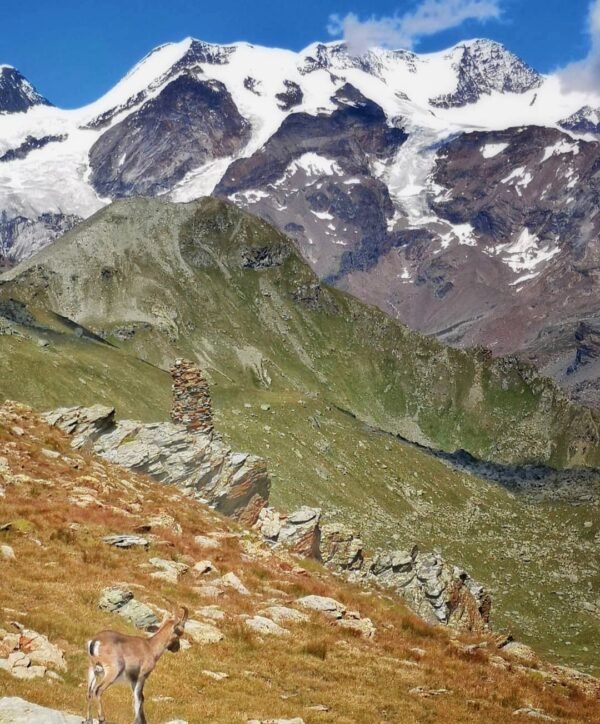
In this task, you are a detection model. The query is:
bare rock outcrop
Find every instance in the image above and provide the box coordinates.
[44,361,487,633]
[0,624,66,680]
[255,506,321,558]
[45,413,269,526]
[0,698,81,723]
[320,524,490,632]
[296,595,376,638]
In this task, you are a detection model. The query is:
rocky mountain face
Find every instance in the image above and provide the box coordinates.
[89,72,250,197]
[0,66,51,113]
[429,39,542,108]
[2,37,600,400]
[561,105,600,135]
[215,84,408,279]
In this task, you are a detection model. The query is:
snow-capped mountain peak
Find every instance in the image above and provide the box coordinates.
[429,38,542,108]
[3,34,600,399]
[0,65,52,113]
[560,104,600,135]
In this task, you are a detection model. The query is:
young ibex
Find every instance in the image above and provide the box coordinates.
[85,605,188,724]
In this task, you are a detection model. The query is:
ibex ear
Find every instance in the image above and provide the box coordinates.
[179,605,189,628]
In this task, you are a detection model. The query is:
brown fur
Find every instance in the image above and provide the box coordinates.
[85,606,188,724]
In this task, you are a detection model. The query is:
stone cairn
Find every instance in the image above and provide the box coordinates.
[170,359,213,434]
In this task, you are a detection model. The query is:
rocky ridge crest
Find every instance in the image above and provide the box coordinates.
[44,359,490,633]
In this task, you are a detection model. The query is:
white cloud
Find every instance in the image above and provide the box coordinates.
[559,0,600,92]
[327,0,503,55]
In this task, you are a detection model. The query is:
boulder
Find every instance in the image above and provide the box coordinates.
[258,606,309,624]
[145,512,182,535]
[184,620,224,645]
[0,697,82,723]
[202,670,229,680]
[256,506,321,559]
[277,507,321,559]
[193,560,218,575]
[336,613,376,639]
[149,557,189,584]
[195,605,225,621]
[194,584,224,598]
[320,523,363,570]
[500,640,538,664]
[102,533,149,549]
[512,708,556,720]
[255,507,282,540]
[0,629,20,658]
[244,616,290,636]
[219,572,250,595]
[98,586,159,630]
[296,595,345,619]
[0,544,15,560]
[194,535,220,549]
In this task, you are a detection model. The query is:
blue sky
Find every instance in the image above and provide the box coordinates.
[3,0,596,108]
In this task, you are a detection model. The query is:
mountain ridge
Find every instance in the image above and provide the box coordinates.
[1,196,599,673]
[2,35,600,402]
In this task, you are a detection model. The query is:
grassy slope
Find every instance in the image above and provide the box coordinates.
[0,402,599,724]
[212,390,600,676]
[0,197,598,673]
[0,309,170,421]
[2,197,600,468]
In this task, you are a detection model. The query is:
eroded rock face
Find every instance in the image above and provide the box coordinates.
[320,524,490,632]
[89,73,250,198]
[215,87,407,280]
[255,506,321,559]
[45,405,270,525]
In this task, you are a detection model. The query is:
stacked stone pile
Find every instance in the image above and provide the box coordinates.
[170,358,213,434]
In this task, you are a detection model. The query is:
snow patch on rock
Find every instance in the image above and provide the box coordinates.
[481,142,508,158]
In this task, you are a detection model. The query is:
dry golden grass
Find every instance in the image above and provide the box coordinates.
[0,401,598,723]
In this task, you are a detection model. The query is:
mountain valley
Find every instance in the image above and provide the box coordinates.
[0,198,598,676]
[1,29,600,718]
